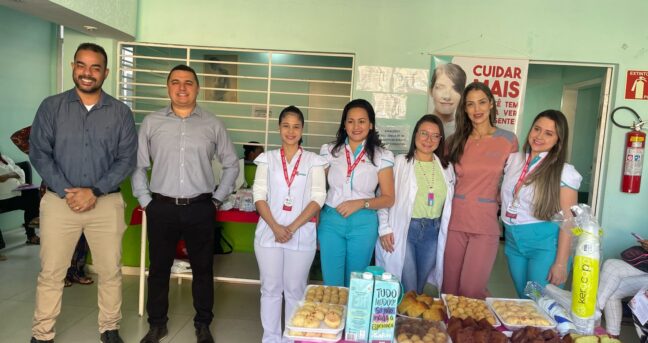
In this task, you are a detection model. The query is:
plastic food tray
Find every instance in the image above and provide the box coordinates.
[441,294,501,327]
[286,300,347,335]
[303,284,350,305]
[395,317,451,343]
[396,297,446,321]
[485,297,557,331]
[284,328,342,342]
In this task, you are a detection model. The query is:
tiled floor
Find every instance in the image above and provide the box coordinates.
[0,227,638,342]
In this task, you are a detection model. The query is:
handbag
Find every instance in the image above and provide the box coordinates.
[621,246,648,273]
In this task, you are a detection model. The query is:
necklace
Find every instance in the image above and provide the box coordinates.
[417,157,436,207]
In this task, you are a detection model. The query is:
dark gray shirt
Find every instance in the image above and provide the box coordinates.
[29,88,138,198]
[131,105,239,207]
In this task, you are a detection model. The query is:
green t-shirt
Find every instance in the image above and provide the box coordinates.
[412,160,447,219]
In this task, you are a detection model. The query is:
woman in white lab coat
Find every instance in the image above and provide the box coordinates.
[376,115,455,293]
[253,105,327,343]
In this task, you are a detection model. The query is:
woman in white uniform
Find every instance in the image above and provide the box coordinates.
[253,105,327,343]
[376,115,455,294]
[318,99,395,286]
[500,109,581,298]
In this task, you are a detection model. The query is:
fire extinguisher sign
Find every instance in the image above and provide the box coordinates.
[625,70,648,100]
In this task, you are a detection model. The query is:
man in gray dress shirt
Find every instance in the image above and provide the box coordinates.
[29,43,137,343]
[132,64,239,343]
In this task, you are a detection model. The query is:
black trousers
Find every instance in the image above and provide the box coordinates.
[0,188,39,237]
[145,197,216,327]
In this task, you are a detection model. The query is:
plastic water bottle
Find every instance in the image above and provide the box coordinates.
[570,205,600,334]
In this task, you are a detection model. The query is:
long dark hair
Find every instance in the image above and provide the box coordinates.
[446,81,497,164]
[278,105,304,145]
[405,115,449,168]
[330,99,383,166]
[523,110,569,220]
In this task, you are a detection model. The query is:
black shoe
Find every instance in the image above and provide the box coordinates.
[100,329,124,343]
[30,337,53,343]
[195,325,214,343]
[140,325,168,343]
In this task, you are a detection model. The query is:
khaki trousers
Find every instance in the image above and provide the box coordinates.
[32,192,126,340]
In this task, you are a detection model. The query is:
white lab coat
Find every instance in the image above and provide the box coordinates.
[375,153,455,288]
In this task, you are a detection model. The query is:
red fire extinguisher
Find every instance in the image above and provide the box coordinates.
[612,107,646,193]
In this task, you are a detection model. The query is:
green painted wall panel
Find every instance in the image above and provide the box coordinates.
[0,7,55,231]
[134,0,648,258]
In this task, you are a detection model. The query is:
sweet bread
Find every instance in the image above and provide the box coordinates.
[324,312,342,328]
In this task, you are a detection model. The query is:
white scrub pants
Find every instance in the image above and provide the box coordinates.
[255,242,316,343]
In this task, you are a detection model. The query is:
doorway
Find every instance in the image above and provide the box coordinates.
[522,63,613,215]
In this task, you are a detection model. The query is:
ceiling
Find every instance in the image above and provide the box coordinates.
[0,0,134,41]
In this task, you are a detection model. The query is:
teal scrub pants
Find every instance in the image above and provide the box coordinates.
[504,221,568,298]
[318,205,378,286]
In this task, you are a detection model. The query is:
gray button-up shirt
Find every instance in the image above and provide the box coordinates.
[132,105,239,207]
[29,89,138,198]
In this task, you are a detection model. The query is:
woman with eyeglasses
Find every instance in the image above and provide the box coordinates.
[375,115,455,294]
[443,81,519,299]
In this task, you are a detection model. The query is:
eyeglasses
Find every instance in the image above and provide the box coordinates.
[417,130,442,141]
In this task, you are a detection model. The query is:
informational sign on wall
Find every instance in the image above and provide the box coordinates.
[430,56,529,133]
[377,125,410,151]
[373,93,407,119]
[625,70,648,100]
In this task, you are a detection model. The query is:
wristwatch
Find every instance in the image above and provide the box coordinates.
[363,200,370,209]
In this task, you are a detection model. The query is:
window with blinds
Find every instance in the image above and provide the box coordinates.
[117,42,354,154]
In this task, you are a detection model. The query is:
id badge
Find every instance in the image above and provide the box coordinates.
[505,203,518,219]
[343,179,352,198]
[427,192,435,207]
[282,196,293,211]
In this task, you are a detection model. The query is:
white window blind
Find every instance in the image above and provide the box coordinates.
[117,42,354,153]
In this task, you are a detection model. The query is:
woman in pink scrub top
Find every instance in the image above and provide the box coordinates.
[442,82,518,299]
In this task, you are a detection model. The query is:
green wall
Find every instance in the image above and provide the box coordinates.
[572,85,602,192]
[0,7,56,231]
[135,0,648,259]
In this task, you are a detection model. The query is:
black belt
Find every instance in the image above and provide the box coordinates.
[152,193,212,206]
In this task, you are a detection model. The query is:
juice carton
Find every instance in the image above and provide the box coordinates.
[368,272,400,343]
[345,272,375,342]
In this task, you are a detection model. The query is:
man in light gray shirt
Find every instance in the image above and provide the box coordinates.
[132,64,239,343]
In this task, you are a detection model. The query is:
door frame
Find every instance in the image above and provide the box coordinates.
[529,61,615,218]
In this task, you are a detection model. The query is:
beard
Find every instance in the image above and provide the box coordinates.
[73,75,104,94]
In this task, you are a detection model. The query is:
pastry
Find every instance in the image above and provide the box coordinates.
[303,315,320,328]
[291,314,305,326]
[324,311,342,328]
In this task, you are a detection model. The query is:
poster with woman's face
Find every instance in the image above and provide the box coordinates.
[430,71,462,117]
[427,59,467,136]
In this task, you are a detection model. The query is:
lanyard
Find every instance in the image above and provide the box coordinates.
[345,145,366,181]
[280,147,303,192]
[512,153,539,199]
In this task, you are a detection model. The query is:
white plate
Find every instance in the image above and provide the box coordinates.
[441,294,501,327]
[285,300,347,334]
[485,297,557,331]
[284,328,342,342]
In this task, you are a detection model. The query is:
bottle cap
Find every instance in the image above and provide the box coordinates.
[382,272,392,280]
[362,272,373,280]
